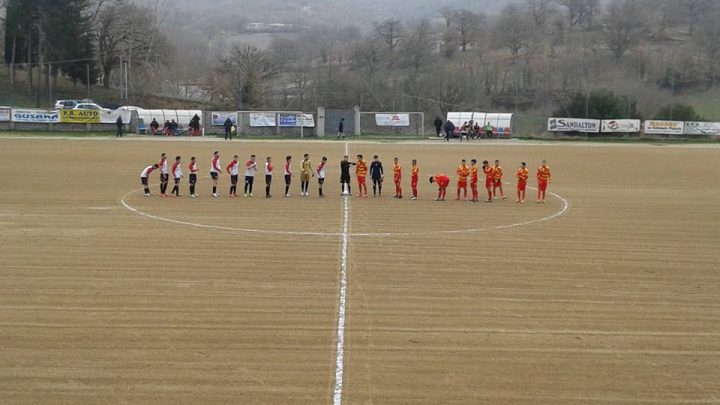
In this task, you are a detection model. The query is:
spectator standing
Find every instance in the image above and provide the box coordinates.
[337,118,345,140]
[116,115,123,137]
[150,118,159,135]
[444,120,455,142]
[224,117,233,140]
[434,116,443,137]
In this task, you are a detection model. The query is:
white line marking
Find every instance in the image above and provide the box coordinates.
[333,141,350,405]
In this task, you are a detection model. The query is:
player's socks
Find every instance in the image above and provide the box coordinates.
[213,186,217,194]
[285,185,290,195]
[144,187,150,194]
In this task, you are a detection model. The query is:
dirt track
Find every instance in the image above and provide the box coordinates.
[0,138,718,404]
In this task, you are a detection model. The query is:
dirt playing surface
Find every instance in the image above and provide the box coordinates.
[0,138,719,404]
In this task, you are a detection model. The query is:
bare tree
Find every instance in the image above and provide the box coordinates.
[494,5,533,61]
[602,0,646,60]
[399,19,434,74]
[216,44,278,108]
[696,3,720,85]
[455,9,483,52]
[525,0,556,29]
[556,0,600,29]
[679,0,713,36]
[374,18,403,52]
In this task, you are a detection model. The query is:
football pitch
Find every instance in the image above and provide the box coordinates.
[1,137,719,404]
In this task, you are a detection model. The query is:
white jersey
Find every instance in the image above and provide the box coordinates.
[210,156,221,173]
[172,162,183,178]
[159,159,168,174]
[284,161,292,176]
[245,160,257,177]
[317,162,326,179]
[228,161,239,176]
[140,165,154,178]
[265,162,273,176]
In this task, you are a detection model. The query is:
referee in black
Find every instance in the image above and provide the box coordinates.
[340,155,355,196]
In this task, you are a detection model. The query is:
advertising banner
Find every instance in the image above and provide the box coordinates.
[298,114,315,128]
[683,121,720,136]
[278,113,297,127]
[99,110,131,124]
[547,117,600,133]
[375,113,410,127]
[211,112,238,126]
[644,120,684,135]
[11,109,60,123]
[60,109,100,124]
[0,108,10,122]
[601,119,641,133]
[249,112,276,127]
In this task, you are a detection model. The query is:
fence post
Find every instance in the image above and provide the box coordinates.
[317,107,325,137]
[353,105,360,137]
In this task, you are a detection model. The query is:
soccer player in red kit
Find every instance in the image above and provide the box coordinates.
[170,155,183,197]
[537,160,552,204]
[482,160,494,202]
[392,157,402,199]
[516,162,529,203]
[492,159,507,200]
[226,155,239,197]
[469,159,479,202]
[410,159,419,200]
[356,154,368,198]
[456,159,469,200]
[429,173,450,201]
[140,163,159,197]
[188,156,198,198]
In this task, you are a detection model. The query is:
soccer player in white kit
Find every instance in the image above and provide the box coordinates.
[140,163,159,197]
[265,156,273,198]
[170,155,183,196]
[226,155,239,197]
[244,154,257,197]
[284,155,292,197]
[158,153,169,197]
[317,156,327,197]
[210,151,221,197]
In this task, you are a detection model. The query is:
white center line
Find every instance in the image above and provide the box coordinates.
[333,142,350,405]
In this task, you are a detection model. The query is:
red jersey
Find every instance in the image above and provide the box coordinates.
[411,165,419,180]
[456,164,469,182]
[356,160,368,177]
[435,173,450,188]
[483,166,495,180]
[226,160,239,175]
[189,161,198,173]
[393,163,402,181]
[517,167,529,182]
[470,165,479,183]
[537,165,551,182]
[493,165,503,181]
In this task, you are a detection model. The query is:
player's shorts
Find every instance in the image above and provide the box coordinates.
[141,177,148,185]
[318,178,325,185]
[189,173,197,184]
[493,179,503,187]
[266,174,272,185]
[210,172,218,180]
[517,180,527,191]
[230,175,238,185]
[160,173,169,182]
[174,177,181,184]
[301,173,311,182]
[245,176,254,185]
[285,174,292,185]
[357,176,366,183]
[340,175,350,184]
[470,181,478,189]
[394,177,401,184]
[411,178,418,187]
[538,180,548,192]
[485,179,493,188]
[457,180,467,188]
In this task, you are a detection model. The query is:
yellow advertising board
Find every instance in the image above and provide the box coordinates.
[60,109,100,124]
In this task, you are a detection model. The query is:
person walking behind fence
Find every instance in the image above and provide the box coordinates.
[317,156,327,197]
[265,157,273,198]
[536,160,552,204]
[337,118,345,140]
[171,156,183,196]
[210,151,221,197]
[188,156,198,198]
[370,155,384,197]
[226,155,239,198]
[224,117,233,141]
[244,154,257,197]
[140,164,159,197]
[434,116,443,137]
[444,120,455,142]
[116,115,123,137]
[284,155,293,197]
[410,159,419,200]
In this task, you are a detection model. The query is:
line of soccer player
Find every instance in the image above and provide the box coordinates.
[139,152,552,203]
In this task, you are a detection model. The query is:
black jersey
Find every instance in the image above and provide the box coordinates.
[370,161,384,179]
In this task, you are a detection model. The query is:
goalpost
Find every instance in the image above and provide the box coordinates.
[358,112,425,137]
